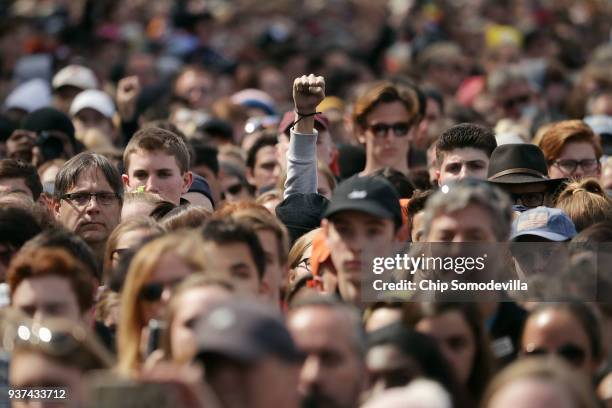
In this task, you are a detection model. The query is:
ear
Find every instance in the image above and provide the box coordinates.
[121,174,130,188]
[435,169,441,186]
[356,127,367,145]
[52,198,62,220]
[182,171,193,194]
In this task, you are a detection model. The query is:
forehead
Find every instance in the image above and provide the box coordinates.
[128,148,183,171]
[441,148,489,164]
[256,145,277,161]
[366,101,411,123]
[432,203,493,228]
[558,141,598,159]
[67,167,113,192]
[12,275,76,303]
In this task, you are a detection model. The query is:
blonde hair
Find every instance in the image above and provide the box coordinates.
[288,228,319,269]
[481,357,598,408]
[116,231,208,375]
[555,178,612,232]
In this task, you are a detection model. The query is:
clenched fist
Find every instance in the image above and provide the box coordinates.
[292,74,325,134]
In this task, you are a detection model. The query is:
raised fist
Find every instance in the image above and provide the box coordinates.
[116,76,141,120]
[293,74,325,114]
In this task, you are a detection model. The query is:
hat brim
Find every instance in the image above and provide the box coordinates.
[511,231,570,242]
[323,200,397,223]
[488,174,567,186]
[196,337,261,363]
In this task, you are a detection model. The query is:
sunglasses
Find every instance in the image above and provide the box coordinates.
[367,122,412,138]
[139,279,183,302]
[509,192,545,208]
[523,343,587,367]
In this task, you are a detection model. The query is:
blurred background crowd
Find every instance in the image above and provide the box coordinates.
[0,0,612,407]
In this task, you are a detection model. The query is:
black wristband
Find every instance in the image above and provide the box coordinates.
[291,111,321,129]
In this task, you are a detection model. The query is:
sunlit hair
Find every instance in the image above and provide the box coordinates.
[161,205,212,231]
[103,216,165,283]
[481,357,598,408]
[352,81,421,130]
[556,178,612,232]
[160,274,234,363]
[537,120,602,163]
[117,231,208,375]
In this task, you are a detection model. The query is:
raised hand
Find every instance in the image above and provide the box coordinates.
[292,74,325,134]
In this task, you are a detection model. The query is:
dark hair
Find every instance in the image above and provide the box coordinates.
[54,153,123,203]
[407,189,434,219]
[402,302,495,402]
[0,206,43,249]
[525,303,603,362]
[370,167,415,199]
[201,219,266,279]
[0,159,43,200]
[367,323,469,408]
[246,135,277,170]
[353,81,422,129]
[22,228,99,282]
[190,139,219,176]
[571,221,612,244]
[435,123,497,167]
[423,88,445,114]
[149,200,177,220]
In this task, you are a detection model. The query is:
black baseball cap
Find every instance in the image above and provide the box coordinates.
[194,300,303,364]
[323,175,402,228]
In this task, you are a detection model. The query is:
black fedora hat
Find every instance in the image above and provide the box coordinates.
[487,144,566,186]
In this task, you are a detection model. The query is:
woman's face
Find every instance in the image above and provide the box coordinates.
[111,228,153,270]
[548,141,600,180]
[288,244,313,286]
[415,310,476,385]
[170,286,231,364]
[521,309,597,376]
[139,253,195,324]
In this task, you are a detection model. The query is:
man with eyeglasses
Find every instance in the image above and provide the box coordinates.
[53,152,122,267]
[488,144,566,210]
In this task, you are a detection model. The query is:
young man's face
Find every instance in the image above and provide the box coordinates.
[425,203,498,242]
[436,147,490,186]
[359,101,415,172]
[201,241,262,296]
[323,211,397,304]
[255,229,285,305]
[123,149,192,205]
[12,275,85,323]
[247,145,280,193]
[54,167,121,246]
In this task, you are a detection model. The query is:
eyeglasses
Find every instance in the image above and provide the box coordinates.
[367,122,412,138]
[509,192,545,208]
[502,94,530,110]
[523,343,587,367]
[61,191,119,207]
[296,258,311,273]
[552,159,599,175]
[139,279,183,302]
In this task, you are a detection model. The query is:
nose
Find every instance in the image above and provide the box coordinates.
[300,355,322,390]
[145,176,159,193]
[85,195,101,213]
[571,167,584,179]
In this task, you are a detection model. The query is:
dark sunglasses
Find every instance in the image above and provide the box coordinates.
[226,183,244,195]
[523,343,587,367]
[367,122,412,138]
[509,192,545,208]
[139,279,183,302]
[502,94,530,110]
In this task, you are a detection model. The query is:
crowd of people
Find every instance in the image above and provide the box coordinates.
[1,0,612,407]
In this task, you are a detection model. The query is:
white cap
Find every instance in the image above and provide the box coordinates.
[4,78,51,112]
[52,65,98,90]
[69,89,115,118]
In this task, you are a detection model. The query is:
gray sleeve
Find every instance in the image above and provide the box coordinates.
[284,128,318,199]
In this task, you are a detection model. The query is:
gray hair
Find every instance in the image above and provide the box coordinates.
[54,152,124,203]
[422,181,512,241]
[289,295,367,357]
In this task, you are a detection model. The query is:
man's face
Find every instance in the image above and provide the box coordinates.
[0,178,33,201]
[123,149,192,205]
[54,168,121,246]
[73,108,114,142]
[10,351,83,408]
[317,130,335,167]
[288,306,365,408]
[192,164,221,205]
[247,145,280,192]
[324,211,397,304]
[496,81,533,121]
[6,130,36,162]
[503,182,553,209]
[548,141,601,180]
[201,241,261,296]
[359,101,415,171]
[426,204,498,242]
[436,148,490,185]
[256,229,284,305]
[174,70,214,111]
[12,275,84,323]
